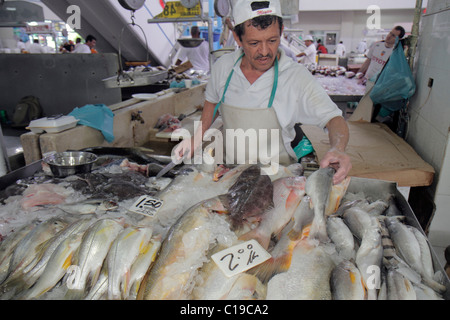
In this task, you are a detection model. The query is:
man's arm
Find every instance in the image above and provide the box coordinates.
[320,116,352,185]
[358,57,370,75]
[173,100,217,160]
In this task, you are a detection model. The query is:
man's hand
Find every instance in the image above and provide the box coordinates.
[320,148,352,185]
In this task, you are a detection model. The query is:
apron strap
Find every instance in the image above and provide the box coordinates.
[212,54,279,120]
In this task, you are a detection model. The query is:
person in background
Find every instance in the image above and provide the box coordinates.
[73,35,97,54]
[358,26,406,92]
[220,17,237,49]
[28,39,46,54]
[357,39,368,54]
[173,0,351,185]
[316,39,328,54]
[335,41,346,57]
[296,35,317,65]
[175,26,210,74]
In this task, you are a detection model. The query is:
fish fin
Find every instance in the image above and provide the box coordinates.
[239,229,271,251]
[248,255,291,284]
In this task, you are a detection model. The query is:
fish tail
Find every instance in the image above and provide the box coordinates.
[238,229,271,251]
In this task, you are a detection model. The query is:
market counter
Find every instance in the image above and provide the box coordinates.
[302,121,435,187]
[20,84,206,164]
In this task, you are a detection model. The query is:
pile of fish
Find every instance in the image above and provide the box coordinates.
[0,155,448,300]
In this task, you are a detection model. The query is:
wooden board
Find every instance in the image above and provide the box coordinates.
[302,121,435,187]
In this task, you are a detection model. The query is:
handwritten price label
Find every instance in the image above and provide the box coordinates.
[212,240,271,278]
[129,196,163,217]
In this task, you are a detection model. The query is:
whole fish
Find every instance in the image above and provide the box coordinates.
[0,224,36,284]
[107,226,153,300]
[331,260,366,300]
[239,176,306,249]
[20,232,84,300]
[125,238,161,300]
[65,219,124,299]
[222,165,274,229]
[386,268,416,300]
[325,176,351,216]
[138,197,233,300]
[409,226,434,280]
[386,217,446,294]
[56,199,119,215]
[342,206,373,241]
[21,219,93,289]
[1,218,68,289]
[305,167,335,242]
[327,216,355,260]
[355,220,383,300]
[266,240,335,300]
[140,165,248,236]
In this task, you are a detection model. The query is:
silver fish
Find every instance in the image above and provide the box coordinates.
[331,260,366,300]
[239,176,306,249]
[21,219,93,289]
[0,224,36,284]
[305,167,335,242]
[355,220,383,300]
[266,240,336,300]
[1,218,68,288]
[409,226,434,280]
[386,217,446,294]
[21,232,84,300]
[138,197,231,300]
[107,226,153,300]
[65,218,124,299]
[125,238,161,300]
[386,268,416,300]
[327,216,355,260]
[343,206,373,241]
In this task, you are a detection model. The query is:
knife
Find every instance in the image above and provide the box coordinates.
[154,148,190,179]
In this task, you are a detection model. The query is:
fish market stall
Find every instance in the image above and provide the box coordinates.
[0,150,448,300]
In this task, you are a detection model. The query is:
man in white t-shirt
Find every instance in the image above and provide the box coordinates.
[296,35,316,65]
[28,39,46,54]
[73,35,97,54]
[173,0,351,184]
[335,41,346,57]
[176,26,210,74]
[358,26,405,92]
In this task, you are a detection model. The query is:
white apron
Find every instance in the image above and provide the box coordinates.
[212,54,294,166]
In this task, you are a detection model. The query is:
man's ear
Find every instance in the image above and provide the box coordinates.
[232,30,241,47]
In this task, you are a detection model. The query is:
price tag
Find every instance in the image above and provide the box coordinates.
[129,195,163,217]
[212,240,271,278]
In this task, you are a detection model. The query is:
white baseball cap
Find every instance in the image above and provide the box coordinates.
[304,35,313,41]
[233,0,283,26]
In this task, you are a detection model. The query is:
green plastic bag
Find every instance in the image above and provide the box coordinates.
[370,39,416,108]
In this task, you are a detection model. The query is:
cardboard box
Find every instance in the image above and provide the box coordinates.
[302,121,435,187]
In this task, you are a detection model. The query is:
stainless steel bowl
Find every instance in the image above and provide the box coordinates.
[43,151,98,178]
[177,38,204,48]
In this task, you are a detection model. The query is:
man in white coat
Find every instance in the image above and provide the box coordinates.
[173,0,351,184]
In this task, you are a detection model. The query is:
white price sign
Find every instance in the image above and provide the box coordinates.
[129,195,163,217]
[212,240,271,278]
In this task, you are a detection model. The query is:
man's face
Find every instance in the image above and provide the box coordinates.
[305,40,313,46]
[234,19,282,73]
[385,28,401,46]
[87,39,97,49]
